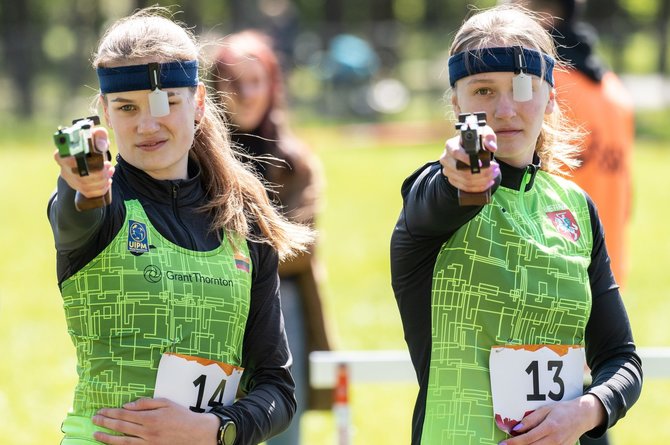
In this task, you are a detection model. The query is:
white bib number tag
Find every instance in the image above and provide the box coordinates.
[154,352,244,413]
[489,345,585,434]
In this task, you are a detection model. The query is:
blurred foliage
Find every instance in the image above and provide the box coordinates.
[0,0,668,121]
[635,108,670,141]
[619,0,658,20]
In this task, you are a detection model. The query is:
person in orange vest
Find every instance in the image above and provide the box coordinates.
[504,0,635,288]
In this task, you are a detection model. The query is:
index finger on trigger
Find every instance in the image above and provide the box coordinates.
[91,127,110,152]
[445,136,467,160]
[480,125,498,152]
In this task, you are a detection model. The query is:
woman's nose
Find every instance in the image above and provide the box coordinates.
[137,111,161,134]
[494,93,517,119]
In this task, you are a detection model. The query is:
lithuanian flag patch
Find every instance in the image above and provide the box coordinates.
[234,251,250,273]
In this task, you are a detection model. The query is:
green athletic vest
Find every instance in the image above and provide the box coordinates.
[59,200,252,444]
[422,170,592,445]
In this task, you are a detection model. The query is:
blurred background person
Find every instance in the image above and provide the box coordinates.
[212,30,333,445]
[504,0,635,288]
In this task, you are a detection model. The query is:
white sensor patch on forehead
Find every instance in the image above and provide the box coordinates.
[149,89,169,117]
[148,64,170,117]
[512,47,533,102]
[513,72,533,102]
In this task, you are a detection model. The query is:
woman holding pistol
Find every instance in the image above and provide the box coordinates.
[390,5,642,445]
[48,8,310,445]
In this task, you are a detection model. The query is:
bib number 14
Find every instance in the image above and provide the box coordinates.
[191,373,227,412]
[154,352,244,412]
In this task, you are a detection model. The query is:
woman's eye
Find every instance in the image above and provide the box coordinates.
[474,88,492,96]
[118,104,136,112]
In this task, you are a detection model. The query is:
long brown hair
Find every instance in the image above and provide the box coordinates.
[92,7,313,259]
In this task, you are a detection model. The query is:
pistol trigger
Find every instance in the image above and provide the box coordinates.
[75,155,90,177]
[470,154,481,174]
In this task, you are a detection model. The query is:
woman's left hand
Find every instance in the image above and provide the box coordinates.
[500,395,606,445]
[92,398,219,445]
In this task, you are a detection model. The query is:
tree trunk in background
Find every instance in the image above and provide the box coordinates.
[369,0,393,22]
[658,0,670,74]
[424,0,444,28]
[369,0,397,69]
[131,0,201,29]
[0,1,38,117]
[586,0,629,73]
[133,0,152,9]
[229,0,256,31]
[181,0,203,32]
[65,2,101,97]
[323,0,344,43]
[228,0,244,27]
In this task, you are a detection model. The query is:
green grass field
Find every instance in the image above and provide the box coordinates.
[0,123,668,444]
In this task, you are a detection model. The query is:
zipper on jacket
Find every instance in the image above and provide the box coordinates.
[172,184,197,249]
[517,166,543,241]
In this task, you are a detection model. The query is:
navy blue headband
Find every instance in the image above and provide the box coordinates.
[97,60,199,93]
[448,47,554,87]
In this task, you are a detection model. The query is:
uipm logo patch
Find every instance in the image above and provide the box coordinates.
[128,220,150,253]
[546,210,581,242]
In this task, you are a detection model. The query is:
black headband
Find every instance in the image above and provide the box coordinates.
[448,47,554,87]
[97,60,199,93]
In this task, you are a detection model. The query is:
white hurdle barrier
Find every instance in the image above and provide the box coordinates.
[309,347,669,389]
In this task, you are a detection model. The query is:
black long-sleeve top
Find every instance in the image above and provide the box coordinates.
[48,155,295,445]
[390,159,642,445]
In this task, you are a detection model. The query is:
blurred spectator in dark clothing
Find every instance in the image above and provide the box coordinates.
[212,30,333,445]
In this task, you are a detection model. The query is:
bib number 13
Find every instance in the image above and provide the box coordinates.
[525,359,564,401]
[489,345,585,434]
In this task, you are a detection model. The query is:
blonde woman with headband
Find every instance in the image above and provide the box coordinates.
[48,7,311,445]
[390,5,641,445]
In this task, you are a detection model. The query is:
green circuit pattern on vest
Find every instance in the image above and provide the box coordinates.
[421,171,592,445]
[59,200,252,419]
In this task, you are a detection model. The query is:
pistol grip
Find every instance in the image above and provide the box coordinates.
[458,188,492,206]
[72,150,112,211]
[75,189,112,211]
[456,150,492,172]
[455,150,493,206]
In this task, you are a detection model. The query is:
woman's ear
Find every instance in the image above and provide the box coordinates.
[100,94,112,128]
[194,82,206,122]
[545,87,556,115]
[451,90,461,116]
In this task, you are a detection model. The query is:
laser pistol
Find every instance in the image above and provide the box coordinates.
[53,116,112,211]
[455,112,493,206]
